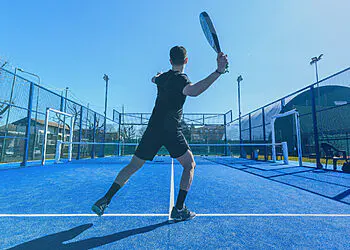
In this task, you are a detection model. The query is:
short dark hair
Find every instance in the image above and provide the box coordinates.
[170,46,187,65]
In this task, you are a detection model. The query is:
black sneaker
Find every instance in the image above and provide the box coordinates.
[92,196,110,216]
[170,206,196,221]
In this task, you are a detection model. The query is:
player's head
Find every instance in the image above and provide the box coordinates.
[170,46,188,66]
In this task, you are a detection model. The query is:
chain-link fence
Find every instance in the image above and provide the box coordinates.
[114,111,231,144]
[112,110,232,156]
[0,68,121,166]
[2,65,349,169]
[226,67,350,168]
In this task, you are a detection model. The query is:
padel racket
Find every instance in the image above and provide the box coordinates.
[199,11,228,73]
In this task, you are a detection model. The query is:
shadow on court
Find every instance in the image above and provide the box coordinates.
[205,157,350,205]
[9,220,170,249]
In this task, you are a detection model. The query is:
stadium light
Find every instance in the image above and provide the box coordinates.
[310,54,323,83]
[310,54,323,106]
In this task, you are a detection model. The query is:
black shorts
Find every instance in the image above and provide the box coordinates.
[134,126,190,161]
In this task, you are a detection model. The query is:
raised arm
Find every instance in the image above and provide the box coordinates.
[183,52,228,97]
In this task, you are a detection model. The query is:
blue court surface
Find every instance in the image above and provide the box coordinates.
[1,156,350,249]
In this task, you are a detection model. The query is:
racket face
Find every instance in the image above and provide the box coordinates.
[199,11,221,53]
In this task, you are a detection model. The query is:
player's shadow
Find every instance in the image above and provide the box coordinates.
[9,220,171,249]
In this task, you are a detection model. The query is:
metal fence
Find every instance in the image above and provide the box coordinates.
[113,110,232,145]
[112,110,232,156]
[2,65,349,168]
[0,68,120,165]
[226,67,350,167]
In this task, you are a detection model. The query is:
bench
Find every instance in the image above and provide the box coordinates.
[321,143,349,170]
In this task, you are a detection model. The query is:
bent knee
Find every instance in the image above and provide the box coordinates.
[183,161,196,171]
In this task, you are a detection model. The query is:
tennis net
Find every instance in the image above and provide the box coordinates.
[54,141,289,164]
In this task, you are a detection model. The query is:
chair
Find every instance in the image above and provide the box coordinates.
[321,143,348,170]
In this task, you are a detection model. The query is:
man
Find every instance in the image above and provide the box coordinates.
[92,46,228,221]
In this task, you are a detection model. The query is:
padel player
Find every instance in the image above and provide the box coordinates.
[92,46,228,221]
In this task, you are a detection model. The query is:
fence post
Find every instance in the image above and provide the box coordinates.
[102,116,106,158]
[249,113,252,142]
[62,92,67,143]
[91,112,96,159]
[118,113,122,156]
[347,132,349,156]
[21,82,34,166]
[77,106,83,160]
[262,107,267,161]
[224,115,227,156]
[310,85,322,168]
[57,94,64,140]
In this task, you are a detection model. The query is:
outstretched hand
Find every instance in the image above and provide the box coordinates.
[216,52,229,74]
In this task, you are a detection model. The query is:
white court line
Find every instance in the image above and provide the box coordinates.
[196,214,350,217]
[0,214,168,217]
[168,158,175,220]
[1,214,350,217]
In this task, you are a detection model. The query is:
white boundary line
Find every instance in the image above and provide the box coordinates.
[0,214,168,217]
[0,214,350,217]
[196,214,350,217]
[168,158,175,220]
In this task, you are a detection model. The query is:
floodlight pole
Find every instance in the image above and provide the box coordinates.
[310,54,323,169]
[103,74,109,157]
[237,75,243,157]
[310,54,323,105]
[17,68,41,160]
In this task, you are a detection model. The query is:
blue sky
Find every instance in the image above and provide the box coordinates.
[1,0,349,117]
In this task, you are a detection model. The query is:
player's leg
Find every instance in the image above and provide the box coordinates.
[106,155,146,201]
[92,126,161,216]
[165,131,196,221]
[175,150,196,207]
[170,150,196,221]
[92,155,145,216]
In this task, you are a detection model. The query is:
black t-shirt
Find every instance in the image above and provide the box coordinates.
[148,70,191,131]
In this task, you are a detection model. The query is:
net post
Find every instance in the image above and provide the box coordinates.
[41,108,50,165]
[282,142,289,165]
[55,140,62,163]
